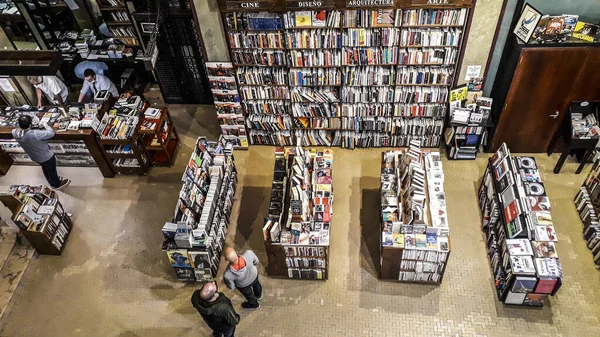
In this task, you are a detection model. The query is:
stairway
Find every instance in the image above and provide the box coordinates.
[0,221,35,323]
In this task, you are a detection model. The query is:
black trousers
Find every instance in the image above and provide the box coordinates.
[39,155,61,188]
[237,276,262,306]
[212,325,235,337]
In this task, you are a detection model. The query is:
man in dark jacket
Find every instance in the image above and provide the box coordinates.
[191,281,240,337]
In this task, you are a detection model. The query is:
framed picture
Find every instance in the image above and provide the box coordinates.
[513,3,542,43]
[141,23,156,34]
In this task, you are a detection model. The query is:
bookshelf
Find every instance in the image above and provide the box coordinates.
[444,96,493,160]
[219,1,473,148]
[138,108,179,166]
[162,138,238,282]
[575,159,600,267]
[379,143,450,283]
[96,95,150,174]
[96,0,141,47]
[478,144,563,307]
[262,146,332,280]
[206,62,250,149]
[0,185,72,255]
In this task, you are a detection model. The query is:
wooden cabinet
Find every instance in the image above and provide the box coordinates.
[489,38,600,153]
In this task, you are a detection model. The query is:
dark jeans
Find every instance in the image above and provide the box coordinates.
[212,325,235,337]
[237,276,262,306]
[39,155,61,188]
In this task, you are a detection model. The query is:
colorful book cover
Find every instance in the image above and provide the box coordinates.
[382,232,393,246]
[392,233,404,248]
[312,10,327,27]
[573,21,599,42]
[167,250,192,268]
[188,251,210,269]
[295,11,312,27]
[534,279,558,294]
[532,241,558,258]
[415,234,426,248]
[426,233,437,250]
[405,234,416,248]
[504,199,521,224]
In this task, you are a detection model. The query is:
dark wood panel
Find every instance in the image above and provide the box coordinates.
[491,47,589,153]
[380,247,402,280]
[264,243,289,277]
[568,48,600,101]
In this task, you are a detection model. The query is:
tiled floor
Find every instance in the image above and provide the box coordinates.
[0,105,599,337]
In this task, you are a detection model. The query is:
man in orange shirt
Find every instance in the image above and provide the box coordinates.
[223,247,262,310]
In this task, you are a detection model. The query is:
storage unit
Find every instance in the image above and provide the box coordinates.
[218,0,474,148]
[138,108,179,166]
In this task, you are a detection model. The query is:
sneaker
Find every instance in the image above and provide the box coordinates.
[257,294,263,301]
[54,179,70,190]
[241,302,261,310]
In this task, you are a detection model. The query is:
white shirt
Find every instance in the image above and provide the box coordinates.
[80,74,119,98]
[35,76,69,104]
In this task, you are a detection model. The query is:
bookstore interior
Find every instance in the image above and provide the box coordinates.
[2,0,600,335]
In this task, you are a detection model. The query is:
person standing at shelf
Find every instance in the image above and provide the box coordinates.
[12,115,70,190]
[77,69,119,103]
[223,247,262,310]
[191,281,240,337]
[27,76,69,109]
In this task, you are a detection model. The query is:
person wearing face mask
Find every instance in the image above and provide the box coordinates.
[77,69,119,103]
[191,281,240,337]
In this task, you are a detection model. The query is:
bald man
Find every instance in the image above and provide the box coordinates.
[191,281,240,337]
[223,247,262,310]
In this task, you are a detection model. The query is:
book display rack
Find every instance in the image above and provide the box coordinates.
[96,95,150,174]
[380,142,450,284]
[206,62,250,149]
[162,137,238,282]
[218,0,473,148]
[478,144,563,307]
[575,159,600,267]
[262,146,333,280]
[138,107,179,166]
[0,185,72,255]
[444,96,493,160]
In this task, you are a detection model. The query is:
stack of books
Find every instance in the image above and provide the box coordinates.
[478,143,563,306]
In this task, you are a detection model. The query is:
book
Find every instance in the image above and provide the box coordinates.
[404,234,416,248]
[528,196,551,212]
[532,241,558,258]
[382,232,393,246]
[534,278,558,294]
[167,250,192,268]
[573,21,599,42]
[511,276,538,293]
[295,11,312,27]
[510,255,536,275]
[534,258,563,278]
[188,251,211,269]
[504,199,521,224]
[416,234,426,248]
[312,10,326,27]
[506,239,533,256]
[392,233,404,248]
[504,291,526,305]
[174,267,195,281]
[534,225,557,242]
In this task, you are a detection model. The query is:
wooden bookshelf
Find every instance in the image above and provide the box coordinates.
[220,2,473,148]
[138,108,180,167]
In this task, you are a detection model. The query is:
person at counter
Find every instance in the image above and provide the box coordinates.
[27,76,69,109]
[77,69,119,103]
[12,115,70,190]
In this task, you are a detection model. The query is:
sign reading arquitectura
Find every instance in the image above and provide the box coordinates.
[219,0,470,11]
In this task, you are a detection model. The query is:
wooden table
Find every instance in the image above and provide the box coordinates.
[0,126,115,177]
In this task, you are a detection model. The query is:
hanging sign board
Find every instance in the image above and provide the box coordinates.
[346,0,395,7]
[225,1,277,10]
[284,0,335,9]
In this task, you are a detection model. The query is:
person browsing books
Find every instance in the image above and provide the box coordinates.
[223,247,262,310]
[27,76,69,109]
[191,281,240,337]
[12,115,70,190]
[77,69,119,103]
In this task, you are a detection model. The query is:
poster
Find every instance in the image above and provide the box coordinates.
[465,65,481,81]
[513,3,542,43]
[449,86,467,102]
